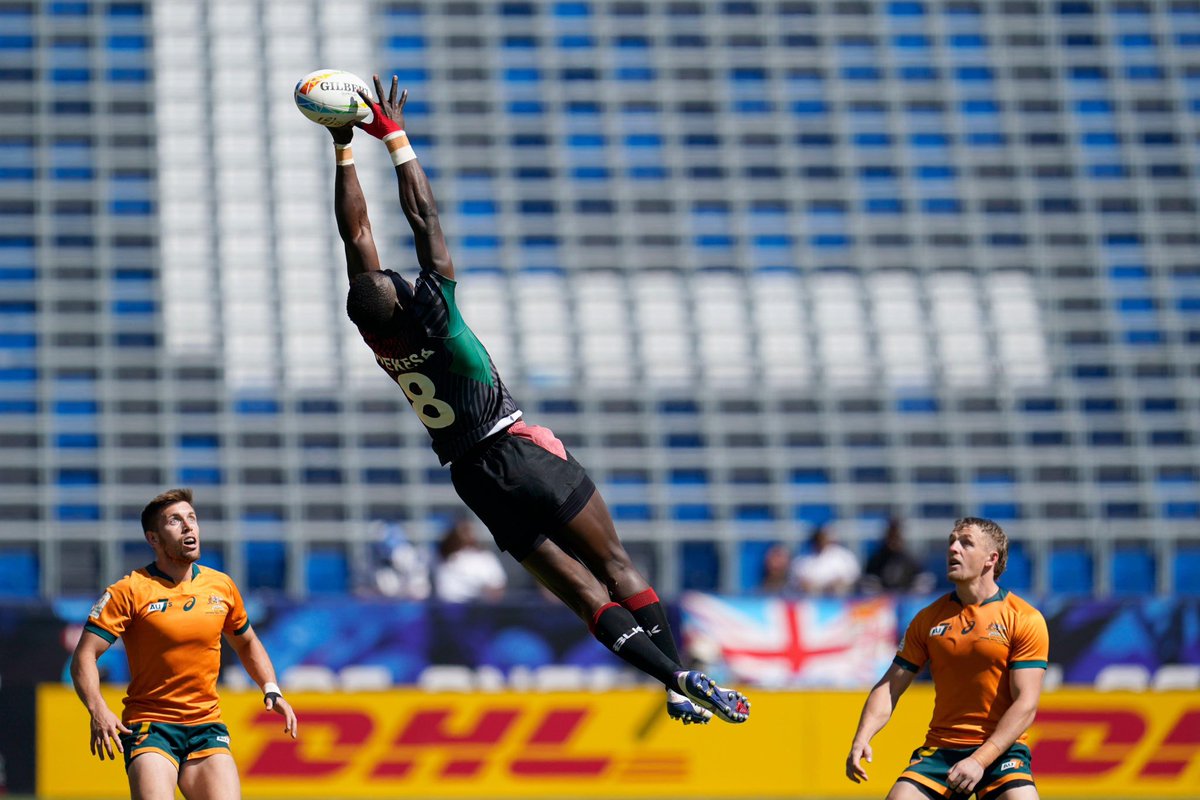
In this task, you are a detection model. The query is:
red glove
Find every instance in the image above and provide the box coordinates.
[356,94,403,140]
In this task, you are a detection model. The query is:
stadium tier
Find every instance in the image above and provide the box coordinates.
[1,0,1200,597]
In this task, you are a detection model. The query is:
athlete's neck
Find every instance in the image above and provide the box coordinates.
[953,575,999,605]
[154,556,194,585]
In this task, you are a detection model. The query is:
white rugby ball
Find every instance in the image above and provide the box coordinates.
[294,69,371,127]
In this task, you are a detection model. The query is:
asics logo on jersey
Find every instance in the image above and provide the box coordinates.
[183,596,197,612]
[612,625,645,652]
[929,623,949,636]
[961,621,976,635]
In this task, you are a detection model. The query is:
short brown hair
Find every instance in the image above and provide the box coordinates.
[141,488,194,534]
[953,517,1008,579]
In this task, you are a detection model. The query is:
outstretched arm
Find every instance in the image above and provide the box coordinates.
[328,124,381,282]
[358,76,456,280]
[845,662,917,783]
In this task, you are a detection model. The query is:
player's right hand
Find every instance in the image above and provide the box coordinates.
[89,706,132,761]
[845,740,872,783]
[355,74,407,140]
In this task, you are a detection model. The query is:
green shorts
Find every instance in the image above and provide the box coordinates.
[120,721,232,771]
[899,742,1035,800]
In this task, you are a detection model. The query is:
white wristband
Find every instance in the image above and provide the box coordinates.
[383,129,406,143]
[389,145,417,166]
[333,142,352,151]
[263,681,282,697]
[337,157,355,166]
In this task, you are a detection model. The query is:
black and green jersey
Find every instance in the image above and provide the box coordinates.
[359,268,520,465]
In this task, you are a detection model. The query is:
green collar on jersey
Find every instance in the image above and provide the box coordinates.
[146,562,201,584]
[950,586,1008,606]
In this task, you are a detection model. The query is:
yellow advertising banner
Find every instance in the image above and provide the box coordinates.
[38,686,1200,798]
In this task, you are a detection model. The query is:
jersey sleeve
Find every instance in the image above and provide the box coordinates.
[84,579,134,643]
[223,577,251,636]
[894,607,930,673]
[1008,606,1050,669]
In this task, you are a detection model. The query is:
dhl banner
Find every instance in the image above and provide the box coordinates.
[38,686,1200,798]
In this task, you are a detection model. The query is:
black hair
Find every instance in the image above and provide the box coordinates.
[346,271,398,331]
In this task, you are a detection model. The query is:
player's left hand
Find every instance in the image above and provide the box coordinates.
[327,121,354,145]
[355,74,407,140]
[946,755,984,795]
[266,694,298,739]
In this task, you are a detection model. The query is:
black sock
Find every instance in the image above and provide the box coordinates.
[590,602,681,686]
[621,587,684,667]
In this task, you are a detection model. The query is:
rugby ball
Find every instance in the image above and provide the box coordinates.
[294,69,371,127]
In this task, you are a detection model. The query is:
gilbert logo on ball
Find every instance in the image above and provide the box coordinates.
[294,69,371,127]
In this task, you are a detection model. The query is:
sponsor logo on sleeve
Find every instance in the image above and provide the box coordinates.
[89,591,112,620]
[147,599,171,614]
[929,623,949,637]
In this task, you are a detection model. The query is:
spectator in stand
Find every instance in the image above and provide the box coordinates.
[433,518,508,603]
[757,543,793,595]
[861,517,935,595]
[366,522,431,600]
[789,524,861,596]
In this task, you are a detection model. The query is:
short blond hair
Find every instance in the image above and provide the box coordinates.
[953,517,1008,579]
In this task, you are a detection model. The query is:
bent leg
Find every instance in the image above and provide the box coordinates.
[553,490,649,600]
[520,537,680,684]
[178,753,241,800]
[518,534,611,621]
[127,752,180,800]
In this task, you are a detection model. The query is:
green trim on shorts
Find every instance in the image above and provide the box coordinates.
[900,742,1034,799]
[120,721,231,772]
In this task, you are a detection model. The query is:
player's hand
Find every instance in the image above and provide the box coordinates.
[947,755,985,795]
[327,121,354,146]
[355,74,407,140]
[88,706,132,761]
[845,740,872,783]
[266,694,298,739]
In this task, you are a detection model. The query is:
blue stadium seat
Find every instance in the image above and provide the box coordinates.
[1173,546,1200,595]
[1001,540,1032,592]
[680,541,719,591]
[738,540,777,592]
[1050,545,1094,593]
[1110,544,1156,595]
[197,547,225,574]
[0,547,38,597]
[245,541,286,591]
[306,548,348,595]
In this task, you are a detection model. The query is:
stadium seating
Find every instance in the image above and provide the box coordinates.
[2,0,1198,597]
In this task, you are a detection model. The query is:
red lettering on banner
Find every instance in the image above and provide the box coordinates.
[1139,710,1200,778]
[510,758,610,777]
[527,709,587,744]
[442,759,485,777]
[395,708,519,745]
[245,711,373,777]
[1032,710,1145,776]
[511,707,610,777]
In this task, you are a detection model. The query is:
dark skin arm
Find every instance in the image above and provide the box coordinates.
[328,122,381,282]
[368,75,456,280]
